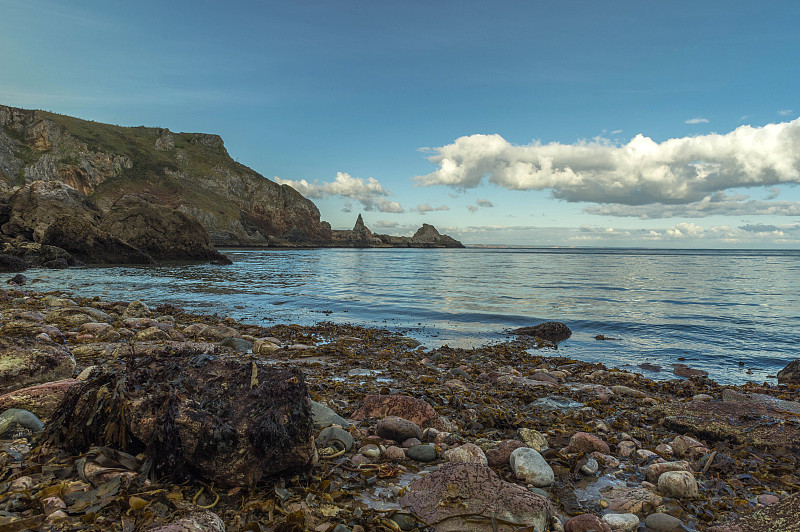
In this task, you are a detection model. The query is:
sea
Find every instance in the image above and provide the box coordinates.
[21,247,800,386]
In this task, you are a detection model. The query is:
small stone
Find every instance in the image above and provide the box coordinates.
[9,475,34,491]
[135,326,170,342]
[253,338,280,354]
[376,416,423,442]
[644,512,685,532]
[384,445,405,461]
[350,454,372,467]
[669,435,708,458]
[635,449,658,460]
[406,444,437,462]
[518,428,549,451]
[692,393,713,402]
[579,457,599,475]
[486,439,527,466]
[510,447,554,487]
[645,460,692,484]
[311,400,350,429]
[601,513,639,532]
[567,432,610,454]
[444,443,488,465]
[658,470,698,498]
[655,444,673,457]
[332,525,352,532]
[402,437,422,448]
[565,513,612,532]
[389,513,418,531]
[611,385,647,398]
[0,408,45,438]
[123,300,150,318]
[617,440,637,457]
[359,444,381,458]
[757,493,780,506]
[219,336,253,352]
[318,426,354,452]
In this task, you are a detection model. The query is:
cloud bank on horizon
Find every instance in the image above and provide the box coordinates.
[416,119,800,213]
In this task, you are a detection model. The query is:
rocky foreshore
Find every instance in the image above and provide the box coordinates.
[1,286,799,531]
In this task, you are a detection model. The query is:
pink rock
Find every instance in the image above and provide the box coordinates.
[0,379,80,418]
[758,494,780,506]
[486,440,527,467]
[565,513,612,532]
[567,432,610,454]
[384,446,405,461]
[351,394,438,427]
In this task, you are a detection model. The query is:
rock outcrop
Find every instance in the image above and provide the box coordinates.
[0,104,330,254]
[331,214,464,248]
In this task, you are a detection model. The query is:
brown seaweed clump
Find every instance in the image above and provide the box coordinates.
[43,346,315,487]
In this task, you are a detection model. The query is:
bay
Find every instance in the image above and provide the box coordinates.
[23,247,800,385]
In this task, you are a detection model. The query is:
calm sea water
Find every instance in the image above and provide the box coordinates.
[22,247,800,385]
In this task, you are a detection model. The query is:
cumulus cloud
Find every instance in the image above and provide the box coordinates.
[583,193,800,219]
[275,172,404,213]
[415,203,450,215]
[685,117,710,124]
[415,119,800,206]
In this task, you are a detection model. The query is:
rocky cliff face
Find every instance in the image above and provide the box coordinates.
[0,105,331,248]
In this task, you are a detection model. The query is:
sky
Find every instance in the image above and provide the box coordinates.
[1,1,799,247]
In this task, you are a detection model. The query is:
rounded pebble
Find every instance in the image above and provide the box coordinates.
[658,470,698,498]
[644,512,685,532]
[601,513,639,532]
[510,447,554,487]
[443,443,487,465]
[406,444,437,462]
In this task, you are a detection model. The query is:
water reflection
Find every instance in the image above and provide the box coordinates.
[24,248,800,385]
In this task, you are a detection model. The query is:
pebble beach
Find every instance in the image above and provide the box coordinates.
[1,286,799,531]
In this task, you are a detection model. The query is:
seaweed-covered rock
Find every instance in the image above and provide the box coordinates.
[778,359,800,385]
[0,337,76,394]
[514,321,572,342]
[44,347,315,487]
[709,492,800,531]
[0,253,27,272]
[399,462,553,531]
[146,510,225,532]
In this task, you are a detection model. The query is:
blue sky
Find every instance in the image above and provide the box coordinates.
[2,0,799,247]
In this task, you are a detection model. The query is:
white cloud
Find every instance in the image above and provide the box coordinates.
[476,198,494,207]
[275,172,404,213]
[416,119,800,206]
[610,129,624,135]
[374,220,400,228]
[415,203,450,215]
[467,205,479,213]
[778,109,793,116]
[583,193,800,219]
[685,117,710,124]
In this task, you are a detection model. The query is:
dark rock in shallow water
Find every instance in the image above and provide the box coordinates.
[6,273,26,285]
[44,346,315,487]
[514,321,572,342]
[0,253,27,272]
[778,359,800,385]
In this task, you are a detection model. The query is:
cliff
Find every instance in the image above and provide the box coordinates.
[0,105,331,250]
[331,215,464,248]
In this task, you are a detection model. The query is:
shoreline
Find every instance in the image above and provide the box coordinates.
[1,287,798,531]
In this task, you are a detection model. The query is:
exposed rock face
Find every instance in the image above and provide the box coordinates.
[44,346,316,487]
[778,359,800,385]
[0,336,76,394]
[399,463,553,531]
[331,215,464,248]
[0,104,331,247]
[100,195,227,261]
